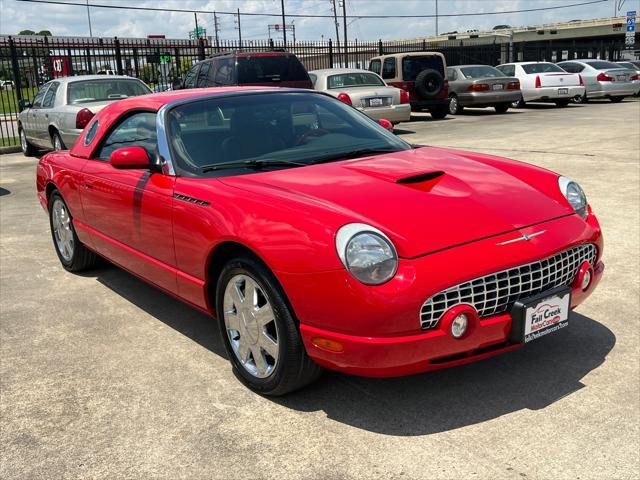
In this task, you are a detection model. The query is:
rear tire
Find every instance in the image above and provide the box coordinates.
[448,94,463,115]
[49,191,99,272]
[429,106,448,120]
[574,93,588,104]
[51,130,65,151]
[511,97,526,108]
[216,254,323,396]
[19,127,36,156]
[609,96,624,103]
[555,99,570,107]
[494,103,509,114]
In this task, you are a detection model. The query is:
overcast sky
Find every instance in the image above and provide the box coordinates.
[0,0,626,41]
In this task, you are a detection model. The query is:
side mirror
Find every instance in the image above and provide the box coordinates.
[378,118,394,132]
[172,77,183,90]
[18,99,32,110]
[110,147,150,169]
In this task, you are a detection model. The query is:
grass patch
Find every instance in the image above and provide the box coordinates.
[0,136,19,147]
[0,88,37,115]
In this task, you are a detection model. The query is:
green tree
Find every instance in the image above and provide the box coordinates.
[18,29,35,35]
[37,30,52,36]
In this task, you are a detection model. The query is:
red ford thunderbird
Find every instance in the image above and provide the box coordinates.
[36,87,604,395]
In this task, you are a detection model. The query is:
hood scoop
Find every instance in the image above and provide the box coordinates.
[396,170,445,192]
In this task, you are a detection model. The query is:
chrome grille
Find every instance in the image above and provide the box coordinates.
[420,244,597,330]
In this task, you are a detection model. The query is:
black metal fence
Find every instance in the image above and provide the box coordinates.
[0,34,632,148]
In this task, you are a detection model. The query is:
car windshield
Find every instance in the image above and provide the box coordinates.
[402,56,444,81]
[236,55,309,83]
[586,61,624,70]
[68,79,150,104]
[460,66,506,78]
[166,91,410,177]
[327,72,385,89]
[521,63,566,74]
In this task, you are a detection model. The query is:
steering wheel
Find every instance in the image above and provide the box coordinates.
[296,128,329,146]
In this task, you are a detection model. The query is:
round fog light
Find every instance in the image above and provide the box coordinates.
[451,314,468,339]
[581,269,592,291]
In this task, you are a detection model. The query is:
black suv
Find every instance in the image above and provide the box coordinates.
[175,51,313,90]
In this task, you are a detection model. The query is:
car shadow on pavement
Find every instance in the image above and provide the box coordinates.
[90,265,614,436]
[273,312,615,435]
[457,109,524,116]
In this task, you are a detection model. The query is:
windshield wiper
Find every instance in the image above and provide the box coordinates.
[310,147,401,165]
[200,158,307,173]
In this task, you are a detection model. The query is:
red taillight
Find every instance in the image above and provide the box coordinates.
[75,108,94,129]
[467,83,490,91]
[399,89,410,104]
[631,73,639,81]
[337,93,352,106]
[596,72,613,82]
[507,81,520,90]
[535,75,541,88]
[578,74,584,86]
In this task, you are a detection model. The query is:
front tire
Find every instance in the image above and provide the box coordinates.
[49,191,99,272]
[19,127,36,156]
[216,254,322,395]
[494,103,509,114]
[448,94,463,115]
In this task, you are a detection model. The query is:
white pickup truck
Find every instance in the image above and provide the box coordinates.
[496,62,585,107]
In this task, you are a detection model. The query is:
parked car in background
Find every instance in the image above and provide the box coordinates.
[613,61,640,96]
[36,87,603,395]
[557,59,637,103]
[18,75,151,155]
[496,62,585,107]
[446,65,520,114]
[1,79,15,90]
[174,51,313,90]
[368,52,450,119]
[309,68,411,125]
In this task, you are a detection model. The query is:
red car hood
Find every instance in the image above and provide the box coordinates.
[219,147,571,258]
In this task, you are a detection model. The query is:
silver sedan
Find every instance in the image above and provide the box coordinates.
[446,65,521,114]
[557,59,636,103]
[309,69,411,124]
[18,75,151,155]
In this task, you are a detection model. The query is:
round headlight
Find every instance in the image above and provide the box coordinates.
[336,223,398,285]
[558,176,587,218]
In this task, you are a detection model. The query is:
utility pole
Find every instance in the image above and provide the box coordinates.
[213,12,220,49]
[86,0,93,37]
[342,0,347,67]
[194,12,199,39]
[281,0,287,46]
[235,9,242,47]
[435,0,439,36]
[331,0,341,66]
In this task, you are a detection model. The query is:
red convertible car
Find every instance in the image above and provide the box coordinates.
[36,87,604,395]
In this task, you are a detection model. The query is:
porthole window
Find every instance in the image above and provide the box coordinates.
[84,120,99,146]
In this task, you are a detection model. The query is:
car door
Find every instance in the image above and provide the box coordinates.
[183,64,200,89]
[195,60,212,87]
[41,81,60,147]
[80,111,177,294]
[24,85,49,145]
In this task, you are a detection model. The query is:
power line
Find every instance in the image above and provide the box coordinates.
[14,0,610,19]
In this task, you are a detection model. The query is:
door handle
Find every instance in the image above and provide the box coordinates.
[84,183,94,189]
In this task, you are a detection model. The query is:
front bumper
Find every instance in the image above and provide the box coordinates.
[523,86,585,102]
[357,104,411,123]
[278,212,603,377]
[458,90,521,107]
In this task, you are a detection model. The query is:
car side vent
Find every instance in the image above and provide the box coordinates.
[396,171,445,184]
[173,193,210,207]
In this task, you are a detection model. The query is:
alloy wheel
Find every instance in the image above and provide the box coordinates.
[53,134,62,151]
[449,96,459,114]
[20,130,27,153]
[223,274,279,378]
[51,198,74,261]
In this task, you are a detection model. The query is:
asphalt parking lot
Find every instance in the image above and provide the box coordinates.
[1,99,639,479]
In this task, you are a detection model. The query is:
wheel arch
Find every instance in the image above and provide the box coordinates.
[205,240,298,322]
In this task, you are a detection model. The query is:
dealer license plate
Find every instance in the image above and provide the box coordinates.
[558,88,568,95]
[369,98,383,107]
[617,75,626,81]
[509,286,571,344]
[492,84,504,90]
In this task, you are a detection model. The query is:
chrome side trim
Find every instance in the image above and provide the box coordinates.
[156,102,175,176]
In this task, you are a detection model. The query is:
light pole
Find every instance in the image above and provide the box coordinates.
[86,0,93,37]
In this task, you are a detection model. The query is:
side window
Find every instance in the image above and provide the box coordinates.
[183,64,200,88]
[382,58,396,79]
[498,64,515,76]
[196,61,211,87]
[97,112,158,161]
[369,59,381,75]
[212,58,235,85]
[560,63,583,73]
[42,82,59,108]
[447,68,457,81]
[32,85,49,108]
